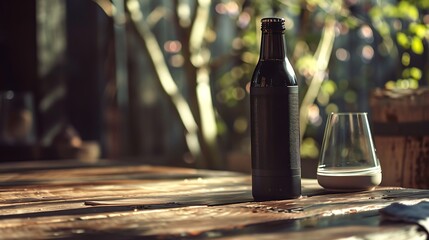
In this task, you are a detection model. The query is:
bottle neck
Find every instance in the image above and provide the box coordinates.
[260,32,286,60]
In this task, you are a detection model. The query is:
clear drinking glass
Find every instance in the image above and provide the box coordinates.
[317,112,382,191]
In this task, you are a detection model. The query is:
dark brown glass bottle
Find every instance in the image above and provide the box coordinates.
[250,17,301,201]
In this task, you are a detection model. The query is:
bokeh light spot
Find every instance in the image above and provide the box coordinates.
[234,117,248,133]
[164,40,182,53]
[170,54,184,67]
[361,45,374,61]
[359,25,373,40]
[335,48,350,61]
[325,103,338,114]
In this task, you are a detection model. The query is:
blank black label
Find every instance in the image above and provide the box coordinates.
[250,86,300,176]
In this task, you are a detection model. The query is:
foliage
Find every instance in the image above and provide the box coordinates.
[101,0,429,168]
[369,0,429,89]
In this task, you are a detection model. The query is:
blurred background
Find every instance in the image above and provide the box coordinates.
[0,0,428,177]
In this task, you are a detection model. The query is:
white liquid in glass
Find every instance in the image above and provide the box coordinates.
[317,166,382,191]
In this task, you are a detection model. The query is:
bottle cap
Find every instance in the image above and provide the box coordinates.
[261,17,285,32]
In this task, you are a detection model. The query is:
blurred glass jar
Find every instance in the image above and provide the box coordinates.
[0,91,37,145]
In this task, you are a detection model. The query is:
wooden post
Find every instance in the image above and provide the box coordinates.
[370,88,429,189]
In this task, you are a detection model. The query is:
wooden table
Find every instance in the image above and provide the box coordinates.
[0,160,428,239]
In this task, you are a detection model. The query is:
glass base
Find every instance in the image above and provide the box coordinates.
[317,170,382,192]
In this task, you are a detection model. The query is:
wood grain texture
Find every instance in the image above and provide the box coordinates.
[370,88,429,189]
[0,160,428,239]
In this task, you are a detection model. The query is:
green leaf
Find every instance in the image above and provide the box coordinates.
[296,54,317,76]
[369,6,382,19]
[385,80,396,90]
[402,68,410,78]
[378,22,391,37]
[402,67,422,80]
[401,52,411,66]
[396,32,409,48]
[409,79,419,88]
[411,37,424,54]
[410,67,422,80]
[420,0,429,9]
[321,80,337,96]
[344,16,360,29]
[398,1,419,20]
[344,90,357,104]
[407,5,419,20]
[383,4,398,18]
[300,137,319,159]
[410,23,427,39]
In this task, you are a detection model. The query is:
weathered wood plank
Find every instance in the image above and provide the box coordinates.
[0,162,428,239]
[370,88,429,189]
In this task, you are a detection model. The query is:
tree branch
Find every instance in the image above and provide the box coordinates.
[126,0,202,160]
[299,17,336,140]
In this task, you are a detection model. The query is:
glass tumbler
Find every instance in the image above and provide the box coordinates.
[317,112,382,191]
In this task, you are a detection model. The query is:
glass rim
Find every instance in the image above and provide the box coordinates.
[329,112,368,116]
